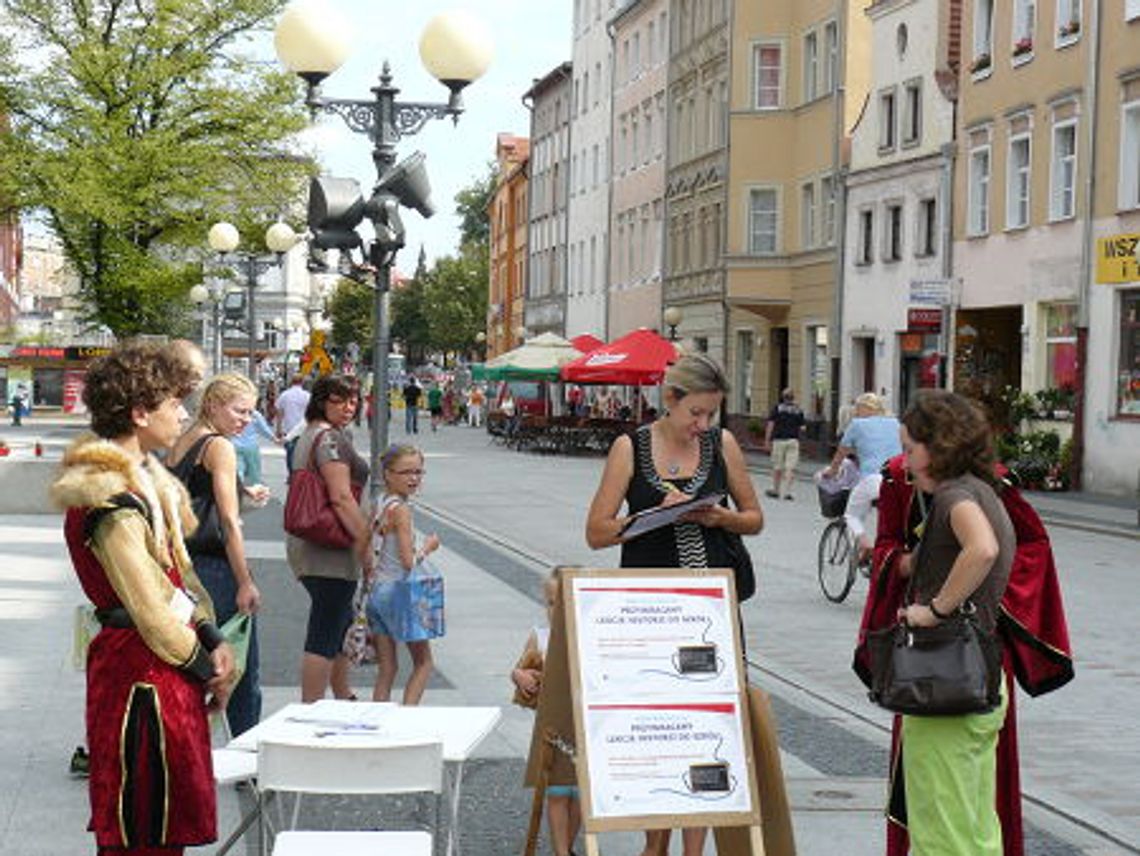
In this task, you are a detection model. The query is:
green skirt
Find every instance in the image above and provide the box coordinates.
[900,683,1008,856]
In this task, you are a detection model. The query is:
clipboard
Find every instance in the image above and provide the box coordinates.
[620,492,725,540]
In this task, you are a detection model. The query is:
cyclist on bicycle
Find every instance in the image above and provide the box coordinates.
[824,392,901,562]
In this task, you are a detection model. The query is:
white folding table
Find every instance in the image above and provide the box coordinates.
[225,700,502,856]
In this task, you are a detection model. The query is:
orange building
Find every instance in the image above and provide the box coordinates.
[487,133,530,359]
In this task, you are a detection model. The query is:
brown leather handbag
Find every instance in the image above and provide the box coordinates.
[283,428,358,549]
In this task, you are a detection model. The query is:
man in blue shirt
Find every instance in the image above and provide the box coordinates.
[825,392,901,559]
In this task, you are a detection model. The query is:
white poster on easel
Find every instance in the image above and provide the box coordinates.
[571,576,741,700]
[583,699,752,818]
[561,569,760,836]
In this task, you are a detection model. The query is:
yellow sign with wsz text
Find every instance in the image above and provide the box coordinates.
[1096,233,1140,283]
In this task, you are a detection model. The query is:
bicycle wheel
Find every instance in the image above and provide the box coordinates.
[818,520,856,603]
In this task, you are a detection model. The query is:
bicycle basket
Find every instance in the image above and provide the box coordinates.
[817,485,850,518]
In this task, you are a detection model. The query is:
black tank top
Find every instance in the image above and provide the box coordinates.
[619,425,728,569]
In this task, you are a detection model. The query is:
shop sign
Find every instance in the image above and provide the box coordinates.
[908,279,952,306]
[1096,233,1140,283]
[63,369,87,415]
[10,346,66,359]
[899,333,924,353]
[70,346,112,359]
[907,307,943,332]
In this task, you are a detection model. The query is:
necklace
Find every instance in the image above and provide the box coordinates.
[666,461,681,477]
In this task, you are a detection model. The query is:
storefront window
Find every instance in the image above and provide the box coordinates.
[1118,289,1140,417]
[1044,302,1077,389]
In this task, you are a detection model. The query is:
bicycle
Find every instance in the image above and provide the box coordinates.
[815,480,872,603]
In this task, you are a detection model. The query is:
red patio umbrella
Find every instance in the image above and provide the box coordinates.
[560,328,680,385]
[570,333,604,354]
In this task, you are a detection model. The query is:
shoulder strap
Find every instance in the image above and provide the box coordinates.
[306,427,335,471]
[168,433,218,479]
[84,492,151,542]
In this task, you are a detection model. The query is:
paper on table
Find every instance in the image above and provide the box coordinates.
[620,492,725,540]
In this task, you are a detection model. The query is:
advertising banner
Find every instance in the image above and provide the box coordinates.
[583,699,752,818]
[571,576,741,699]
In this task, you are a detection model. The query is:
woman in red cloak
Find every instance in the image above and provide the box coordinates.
[853,454,1074,856]
[52,342,235,854]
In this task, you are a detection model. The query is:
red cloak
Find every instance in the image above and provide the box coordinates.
[852,455,1074,856]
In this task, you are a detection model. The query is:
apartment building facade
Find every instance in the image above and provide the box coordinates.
[842,0,959,414]
[567,0,617,339]
[722,0,872,421]
[487,134,529,360]
[663,0,731,365]
[524,63,573,339]
[1084,1,1140,493]
[955,0,1140,493]
[609,0,670,337]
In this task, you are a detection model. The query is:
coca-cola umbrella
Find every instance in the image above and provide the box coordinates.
[560,327,680,385]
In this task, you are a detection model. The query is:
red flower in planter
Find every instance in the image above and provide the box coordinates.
[1012,37,1033,56]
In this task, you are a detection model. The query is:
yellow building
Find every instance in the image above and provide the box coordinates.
[721,0,872,424]
[953,0,1140,494]
[487,134,530,359]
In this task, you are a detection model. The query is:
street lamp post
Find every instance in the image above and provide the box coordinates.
[663,305,684,342]
[189,279,226,375]
[206,221,299,382]
[274,4,492,499]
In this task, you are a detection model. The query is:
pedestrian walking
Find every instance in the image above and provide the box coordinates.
[585,352,764,856]
[9,383,28,426]
[366,443,443,705]
[887,390,1016,856]
[427,381,443,432]
[467,384,485,427]
[511,568,581,856]
[274,374,310,477]
[232,400,278,492]
[442,382,456,424]
[763,387,805,500]
[51,341,235,855]
[167,373,267,737]
[285,374,372,702]
[402,376,422,434]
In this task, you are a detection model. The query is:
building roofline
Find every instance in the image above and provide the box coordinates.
[523,62,573,101]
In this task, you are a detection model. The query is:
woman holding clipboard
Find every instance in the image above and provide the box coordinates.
[585,352,764,856]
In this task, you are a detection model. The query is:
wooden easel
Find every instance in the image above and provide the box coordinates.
[522,568,780,855]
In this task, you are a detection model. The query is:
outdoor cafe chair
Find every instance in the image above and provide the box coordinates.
[257,737,444,856]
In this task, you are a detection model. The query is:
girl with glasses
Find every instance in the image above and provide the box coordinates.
[366,443,444,704]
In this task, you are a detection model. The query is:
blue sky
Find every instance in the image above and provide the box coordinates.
[286,0,571,270]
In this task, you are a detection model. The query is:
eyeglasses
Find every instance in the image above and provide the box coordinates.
[391,468,426,477]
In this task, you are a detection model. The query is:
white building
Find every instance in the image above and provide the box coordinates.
[842,0,958,413]
[566,0,617,339]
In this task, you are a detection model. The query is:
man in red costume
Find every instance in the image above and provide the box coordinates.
[853,454,1074,856]
[52,342,235,855]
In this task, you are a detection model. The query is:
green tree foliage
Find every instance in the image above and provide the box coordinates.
[424,243,488,357]
[0,0,312,338]
[327,276,373,359]
[390,272,430,365]
[453,161,496,247]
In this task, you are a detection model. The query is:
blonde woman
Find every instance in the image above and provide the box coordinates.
[826,392,901,561]
[168,372,264,736]
[586,352,764,856]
